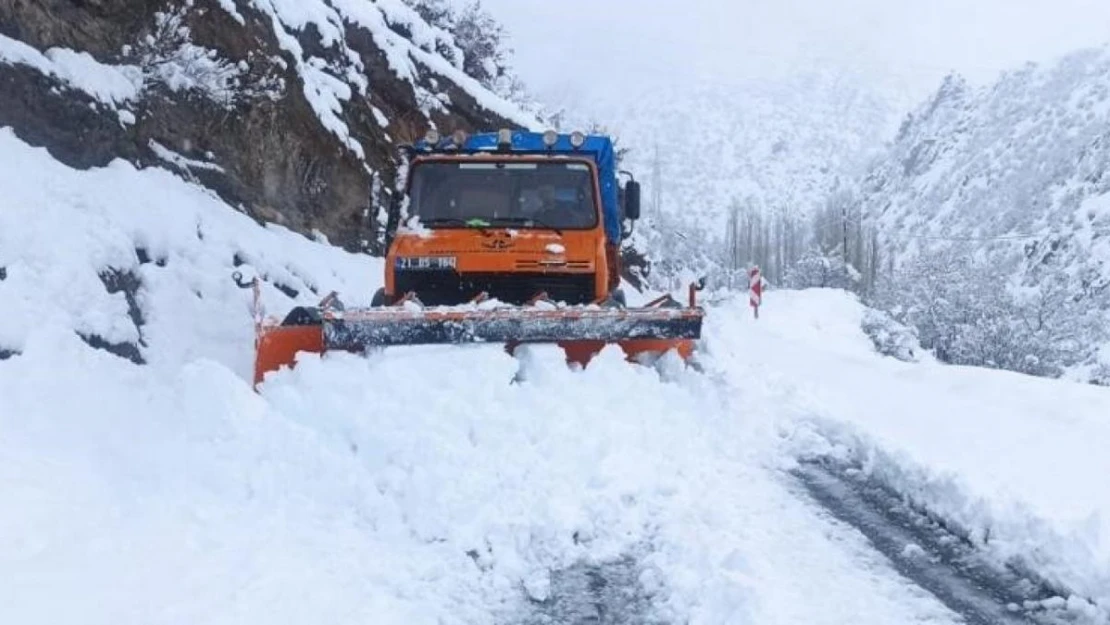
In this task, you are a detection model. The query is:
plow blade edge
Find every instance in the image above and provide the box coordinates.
[323,308,703,350]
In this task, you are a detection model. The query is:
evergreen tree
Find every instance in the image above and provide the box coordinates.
[406,0,453,29]
[453,1,509,89]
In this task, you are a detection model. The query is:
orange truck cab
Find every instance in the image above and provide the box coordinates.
[377,129,636,308]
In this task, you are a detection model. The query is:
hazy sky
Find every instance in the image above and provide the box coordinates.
[480,0,1110,101]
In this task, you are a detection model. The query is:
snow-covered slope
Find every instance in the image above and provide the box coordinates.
[0,127,378,373]
[863,47,1110,274]
[232,0,537,139]
[0,129,974,625]
[856,47,1110,374]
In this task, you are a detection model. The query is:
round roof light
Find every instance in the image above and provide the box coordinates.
[424,128,441,146]
[569,131,586,149]
[542,129,558,148]
[452,130,469,147]
[497,128,513,147]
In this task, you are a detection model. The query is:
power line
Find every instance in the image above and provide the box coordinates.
[896,230,1110,242]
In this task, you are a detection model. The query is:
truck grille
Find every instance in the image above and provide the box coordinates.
[394,271,595,306]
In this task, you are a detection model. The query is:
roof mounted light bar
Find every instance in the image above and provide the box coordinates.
[410,128,593,154]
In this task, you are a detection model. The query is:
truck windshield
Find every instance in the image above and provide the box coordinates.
[409,161,598,230]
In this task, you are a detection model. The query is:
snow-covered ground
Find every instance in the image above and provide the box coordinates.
[3,127,1109,623]
[710,289,1110,616]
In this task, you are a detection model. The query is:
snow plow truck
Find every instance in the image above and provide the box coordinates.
[249,129,705,386]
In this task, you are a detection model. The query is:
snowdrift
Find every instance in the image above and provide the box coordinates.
[0,127,379,376]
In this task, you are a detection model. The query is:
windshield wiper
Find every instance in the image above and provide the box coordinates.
[489,217,564,236]
[422,218,468,227]
[422,218,490,233]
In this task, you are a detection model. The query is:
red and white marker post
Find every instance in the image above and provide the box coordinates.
[749,266,762,319]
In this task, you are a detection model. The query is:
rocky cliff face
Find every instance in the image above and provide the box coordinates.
[0,0,535,252]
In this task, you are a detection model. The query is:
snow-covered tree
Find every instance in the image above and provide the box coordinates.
[721,196,808,286]
[453,1,510,90]
[406,0,452,27]
[784,248,861,291]
[806,182,880,293]
[403,0,531,105]
[870,247,1109,378]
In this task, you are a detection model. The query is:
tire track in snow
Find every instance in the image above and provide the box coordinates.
[517,556,665,625]
[793,459,1100,625]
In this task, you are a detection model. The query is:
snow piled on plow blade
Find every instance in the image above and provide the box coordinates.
[323,307,703,348]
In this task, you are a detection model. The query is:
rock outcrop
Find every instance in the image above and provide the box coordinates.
[0,0,535,252]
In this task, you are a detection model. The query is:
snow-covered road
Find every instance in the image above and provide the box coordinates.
[2,330,966,625]
[708,289,1110,622]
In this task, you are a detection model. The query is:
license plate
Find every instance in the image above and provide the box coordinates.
[395,256,457,271]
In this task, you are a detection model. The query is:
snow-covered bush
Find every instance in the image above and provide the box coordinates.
[1090,362,1110,386]
[124,5,283,108]
[633,215,729,292]
[784,249,861,291]
[452,2,509,89]
[861,308,920,362]
[871,248,1109,379]
[406,0,453,29]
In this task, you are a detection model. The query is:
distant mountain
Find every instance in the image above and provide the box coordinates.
[864,48,1110,280]
[565,72,897,229]
[538,71,901,286]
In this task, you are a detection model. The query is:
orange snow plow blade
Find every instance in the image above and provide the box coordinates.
[253,324,324,387]
[247,282,704,387]
[553,338,696,367]
[253,307,700,386]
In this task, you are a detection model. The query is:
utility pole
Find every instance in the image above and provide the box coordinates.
[842,201,849,264]
[651,143,662,218]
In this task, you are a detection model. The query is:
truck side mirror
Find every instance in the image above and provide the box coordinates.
[624,180,641,221]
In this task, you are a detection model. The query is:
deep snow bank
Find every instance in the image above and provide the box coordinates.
[2,330,964,625]
[711,288,1110,613]
[0,127,379,378]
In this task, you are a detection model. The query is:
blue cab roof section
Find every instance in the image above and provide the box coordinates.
[414,131,622,245]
